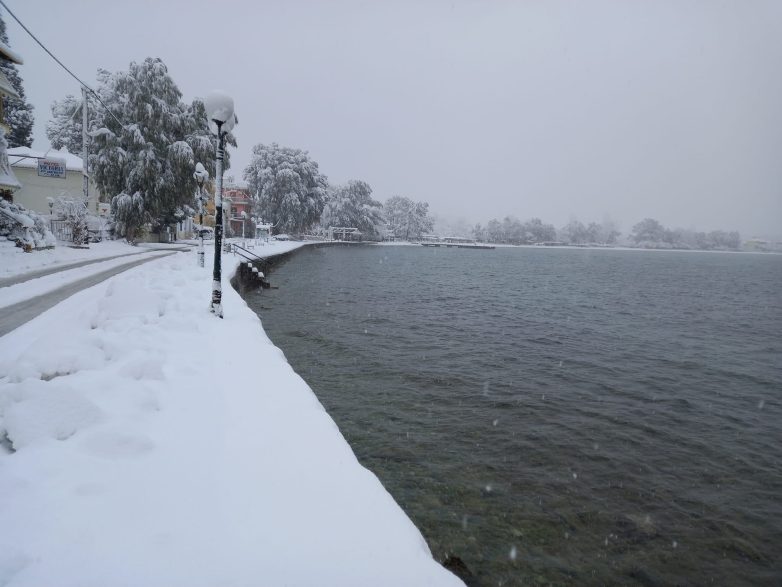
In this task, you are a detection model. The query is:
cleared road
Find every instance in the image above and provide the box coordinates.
[0,246,191,288]
[0,252,177,337]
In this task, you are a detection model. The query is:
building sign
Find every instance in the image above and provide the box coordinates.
[37,158,67,179]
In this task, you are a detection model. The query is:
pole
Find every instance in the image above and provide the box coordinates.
[198,193,205,268]
[81,86,89,205]
[81,85,90,245]
[211,123,224,317]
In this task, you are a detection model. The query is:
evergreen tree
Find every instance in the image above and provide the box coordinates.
[0,14,34,147]
[110,191,145,243]
[244,143,328,234]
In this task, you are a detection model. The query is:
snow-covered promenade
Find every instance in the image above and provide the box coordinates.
[0,241,462,587]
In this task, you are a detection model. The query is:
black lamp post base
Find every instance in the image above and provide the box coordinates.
[210,281,223,318]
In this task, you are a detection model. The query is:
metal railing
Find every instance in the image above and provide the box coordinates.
[231,242,265,263]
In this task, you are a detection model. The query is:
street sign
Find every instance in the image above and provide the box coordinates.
[37,158,67,179]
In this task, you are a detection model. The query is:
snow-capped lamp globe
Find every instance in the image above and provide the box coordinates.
[203,90,238,319]
[204,90,236,135]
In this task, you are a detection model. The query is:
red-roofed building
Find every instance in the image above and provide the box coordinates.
[223,184,253,237]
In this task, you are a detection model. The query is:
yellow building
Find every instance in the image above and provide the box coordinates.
[8,147,101,215]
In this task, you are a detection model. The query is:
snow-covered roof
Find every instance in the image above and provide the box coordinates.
[0,40,23,65]
[0,167,21,190]
[225,177,249,190]
[8,147,86,172]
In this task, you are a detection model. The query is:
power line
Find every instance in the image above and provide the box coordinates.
[0,0,125,128]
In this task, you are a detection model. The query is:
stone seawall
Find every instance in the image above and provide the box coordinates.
[231,241,369,293]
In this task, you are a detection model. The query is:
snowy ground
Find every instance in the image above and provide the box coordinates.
[0,241,462,587]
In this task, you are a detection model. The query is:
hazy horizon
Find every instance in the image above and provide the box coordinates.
[5,0,781,238]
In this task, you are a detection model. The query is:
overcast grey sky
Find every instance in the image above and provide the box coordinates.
[5,0,781,237]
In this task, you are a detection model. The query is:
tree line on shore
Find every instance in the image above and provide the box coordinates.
[41,56,741,250]
[467,215,740,250]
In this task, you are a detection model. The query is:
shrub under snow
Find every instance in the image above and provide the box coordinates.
[0,199,56,251]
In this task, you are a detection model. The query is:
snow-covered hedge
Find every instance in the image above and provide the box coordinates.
[0,200,56,251]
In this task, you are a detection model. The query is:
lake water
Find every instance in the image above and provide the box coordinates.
[241,244,782,586]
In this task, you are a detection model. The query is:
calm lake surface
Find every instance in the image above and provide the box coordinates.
[241,245,782,586]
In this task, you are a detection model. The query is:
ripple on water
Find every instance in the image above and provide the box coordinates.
[249,246,782,586]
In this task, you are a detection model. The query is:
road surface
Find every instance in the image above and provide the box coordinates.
[0,252,178,337]
[0,246,191,289]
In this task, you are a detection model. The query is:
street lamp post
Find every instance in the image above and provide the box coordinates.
[193,162,209,268]
[47,197,54,234]
[204,91,237,318]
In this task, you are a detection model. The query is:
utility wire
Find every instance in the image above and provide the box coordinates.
[0,0,125,128]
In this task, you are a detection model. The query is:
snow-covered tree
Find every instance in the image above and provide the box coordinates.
[559,220,592,244]
[485,218,502,242]
[110,191,145,243]
[46,92,101,154]
[0,15,34,147]
[383,196,434,240]
[53,195,89,245]
[596,218,621,244]
[631,218,666,244]
[321,180,384,238]
[243,143,328,234]
[522,217,557,243]
[48,58,225,234]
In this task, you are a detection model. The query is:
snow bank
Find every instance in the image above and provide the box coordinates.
[0,245,462,587]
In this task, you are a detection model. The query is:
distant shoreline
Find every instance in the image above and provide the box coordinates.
[373,241,782,255]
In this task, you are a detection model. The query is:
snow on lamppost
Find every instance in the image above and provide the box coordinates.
[204,90,237,318]
[193,162,209,268]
